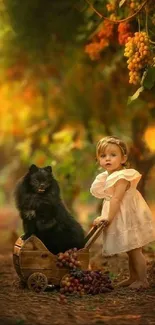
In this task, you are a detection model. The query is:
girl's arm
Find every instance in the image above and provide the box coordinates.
[107,178,129,223]
[93,178,129,226]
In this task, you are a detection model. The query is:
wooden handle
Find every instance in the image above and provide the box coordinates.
[84,225,98,244]
[84,223,105,249]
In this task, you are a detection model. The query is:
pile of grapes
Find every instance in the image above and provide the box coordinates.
[56,248,81,270]
[56,248,113,297]
[60,269,113,296]
[124,31,153,85]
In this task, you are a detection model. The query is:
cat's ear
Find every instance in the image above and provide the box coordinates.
[29,164,38,173]
[44,166,52,173]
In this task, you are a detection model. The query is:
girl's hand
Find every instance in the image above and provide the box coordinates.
[93,216,109,227]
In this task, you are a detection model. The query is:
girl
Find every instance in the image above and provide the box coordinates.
[90,136,155,289]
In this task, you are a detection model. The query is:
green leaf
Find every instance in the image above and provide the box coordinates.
[127,86,144,105]
[109,272,117,280]
[119,0,127,7]
[142,66,155,90]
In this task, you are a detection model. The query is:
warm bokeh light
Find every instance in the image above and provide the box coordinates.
[144,126,155,151]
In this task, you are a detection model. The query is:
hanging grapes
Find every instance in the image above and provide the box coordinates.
[84,0,155,96]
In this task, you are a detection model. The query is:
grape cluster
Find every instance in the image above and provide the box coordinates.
[129,0,140,11]
[98,21,114,40]
[85,40,109,61]
[85,21,114,61]
[124,31,153,85]
[118,22,133,45]
[106,3,115,12]
[56,248,81,270]
[60,269,113,296]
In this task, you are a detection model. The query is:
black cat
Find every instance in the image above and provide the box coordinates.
[14,164,85,254]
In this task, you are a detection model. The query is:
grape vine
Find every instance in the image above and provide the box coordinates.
[84,0,155,88]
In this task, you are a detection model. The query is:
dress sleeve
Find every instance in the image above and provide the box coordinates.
[104,169,142,191]
[90,172,108,198]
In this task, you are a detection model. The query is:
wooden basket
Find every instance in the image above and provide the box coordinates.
[13,223,105,292]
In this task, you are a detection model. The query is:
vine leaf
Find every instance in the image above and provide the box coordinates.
[142,67,155,90]
[119,0,127,7]
[127,86,144,104]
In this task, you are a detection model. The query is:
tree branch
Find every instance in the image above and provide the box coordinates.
[85,0,150,24]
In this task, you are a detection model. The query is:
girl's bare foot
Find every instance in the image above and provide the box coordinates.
[116,278,136,287]
[129,280,149,289]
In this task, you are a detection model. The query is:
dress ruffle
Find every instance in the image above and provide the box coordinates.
[90,169,141,199]
[90,171,108,199]
[104,169,142,190]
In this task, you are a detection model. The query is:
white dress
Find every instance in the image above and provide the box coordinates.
[90,169,155,256]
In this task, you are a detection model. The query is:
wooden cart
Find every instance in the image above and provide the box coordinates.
[13,224,104,292]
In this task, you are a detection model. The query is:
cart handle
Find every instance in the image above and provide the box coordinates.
[84,223,106,250]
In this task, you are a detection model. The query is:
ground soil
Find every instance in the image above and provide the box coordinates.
[0,242,155,325]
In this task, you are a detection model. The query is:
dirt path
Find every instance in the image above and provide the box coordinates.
[0,250,155,325]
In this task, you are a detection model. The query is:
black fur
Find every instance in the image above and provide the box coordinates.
[14,164,85,254]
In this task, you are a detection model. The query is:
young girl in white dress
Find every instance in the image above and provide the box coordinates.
[90,136,155,289]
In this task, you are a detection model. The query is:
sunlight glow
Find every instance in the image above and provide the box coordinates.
[144,126,155,151]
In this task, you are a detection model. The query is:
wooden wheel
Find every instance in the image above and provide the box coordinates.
[27,272,48,292]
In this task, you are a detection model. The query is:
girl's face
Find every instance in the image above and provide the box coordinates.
[98,143,127,174]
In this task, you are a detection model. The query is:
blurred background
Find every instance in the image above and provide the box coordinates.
[0,0,155,252]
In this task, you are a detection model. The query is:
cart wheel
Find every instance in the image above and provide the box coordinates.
[27,272,48,292]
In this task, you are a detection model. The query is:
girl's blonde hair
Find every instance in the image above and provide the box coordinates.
[96,136,129,167]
